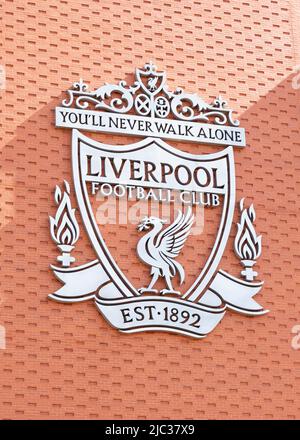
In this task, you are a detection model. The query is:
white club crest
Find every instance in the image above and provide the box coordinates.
[49,63,268,339]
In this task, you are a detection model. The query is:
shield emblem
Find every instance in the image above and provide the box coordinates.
[135,66,166,96]
[50,62,267,339]
[71,130,235,306]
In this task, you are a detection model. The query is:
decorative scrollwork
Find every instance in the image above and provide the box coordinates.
[170,92,239,126]
[62,78,140,114]
[60,63,240,126]
[170,91,210,122]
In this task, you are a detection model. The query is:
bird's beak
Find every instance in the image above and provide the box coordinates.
[161,219,167,224]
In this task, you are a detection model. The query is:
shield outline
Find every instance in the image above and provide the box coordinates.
[135,67,166,97]
[71,129,235,304]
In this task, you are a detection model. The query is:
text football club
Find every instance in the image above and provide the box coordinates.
[49,62,267,338]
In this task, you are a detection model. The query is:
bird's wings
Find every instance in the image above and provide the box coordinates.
[155,208,194,260]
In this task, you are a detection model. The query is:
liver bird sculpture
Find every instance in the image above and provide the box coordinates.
[137,208,194,295]
[147,76,158,92]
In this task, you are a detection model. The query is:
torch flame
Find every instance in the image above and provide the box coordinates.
[234,198,262,261]
[49,181,80,246]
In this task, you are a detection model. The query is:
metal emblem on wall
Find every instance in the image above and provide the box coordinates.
[49,62,267,338]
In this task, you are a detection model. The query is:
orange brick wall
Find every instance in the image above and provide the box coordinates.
[1,0,300,419]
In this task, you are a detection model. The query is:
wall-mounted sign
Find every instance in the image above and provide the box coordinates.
[49,62,267,339]
[55,62,245,147]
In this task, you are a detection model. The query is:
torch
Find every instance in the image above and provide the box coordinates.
[234,198,262,281]
[49,180,80,267]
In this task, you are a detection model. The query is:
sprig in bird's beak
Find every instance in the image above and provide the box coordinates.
[137,217,150,231]
[137,216,167,231]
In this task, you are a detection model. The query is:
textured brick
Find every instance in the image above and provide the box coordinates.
[0,0,300,420]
